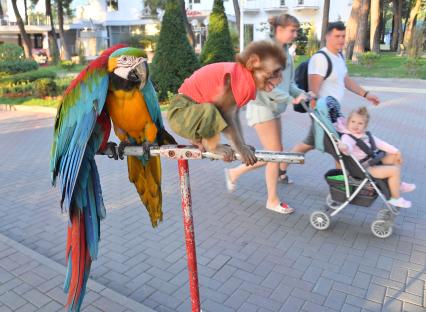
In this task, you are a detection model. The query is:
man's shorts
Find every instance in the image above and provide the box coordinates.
[167,94,228,140]
[303,120,315,146]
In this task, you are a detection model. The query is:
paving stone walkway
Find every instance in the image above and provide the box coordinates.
[0,77,425,311]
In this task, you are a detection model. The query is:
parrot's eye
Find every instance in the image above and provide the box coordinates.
[122,56,127,62]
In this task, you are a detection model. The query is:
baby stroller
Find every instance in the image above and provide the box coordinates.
[299,99,399,238]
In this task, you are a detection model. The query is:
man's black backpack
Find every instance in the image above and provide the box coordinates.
[293,50,332,113]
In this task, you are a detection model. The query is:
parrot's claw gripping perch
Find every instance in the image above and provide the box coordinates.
[118,141,132,160]
[103,142,119,160]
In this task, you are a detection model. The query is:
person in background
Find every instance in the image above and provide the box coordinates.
[225,14,311,214]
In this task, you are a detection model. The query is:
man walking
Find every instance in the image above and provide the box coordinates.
[280,21,380,178]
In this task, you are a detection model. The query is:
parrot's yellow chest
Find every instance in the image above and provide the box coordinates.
[106,89,157,143]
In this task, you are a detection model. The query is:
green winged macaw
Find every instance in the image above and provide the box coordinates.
[50,44,176,311]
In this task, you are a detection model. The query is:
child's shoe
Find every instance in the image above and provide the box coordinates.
[388,197,412,208]
[400,182,416,193]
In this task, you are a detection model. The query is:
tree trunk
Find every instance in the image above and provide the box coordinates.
[370,0,381,52]
[24,0,28,24]
[180,0,195,47]
[233,0,241,35]
[390,0,402,51]
[352,0,370,62]
[345,0,362,59]
[46,0,60,63]
[403,0,422,51]
[11,0,32,58]
[320,0,330,47]
[57,0,71,60]
[0,1,4,18]
[379,0,385,43]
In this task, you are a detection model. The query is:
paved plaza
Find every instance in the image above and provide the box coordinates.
[0,77,425,312]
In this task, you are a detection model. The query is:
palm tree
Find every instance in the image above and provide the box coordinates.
[320,0,330,47]
[352,0,370,63]
[370,0,381,53]
[345,0,362,59]
[11,0,33,59]
[57,0,72,60]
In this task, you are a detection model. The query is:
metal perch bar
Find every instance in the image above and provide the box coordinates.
[100,144,305,163]
[98,144,304,312]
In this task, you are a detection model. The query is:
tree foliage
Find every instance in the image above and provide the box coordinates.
[200,0,235,65]
[151,0,200,100]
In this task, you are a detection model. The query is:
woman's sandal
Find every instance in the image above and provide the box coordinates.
[266,202,295,214]
[278,169,293,184]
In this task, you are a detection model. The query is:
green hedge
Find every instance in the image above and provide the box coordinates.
[0,68,56,85]
[0,60,39,75]
[0,44,24,61]
[0,76,72,97]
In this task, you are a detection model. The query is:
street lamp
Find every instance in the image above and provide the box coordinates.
[239,0,244,52]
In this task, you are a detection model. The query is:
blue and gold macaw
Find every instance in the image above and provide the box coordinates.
[50,44,176,311]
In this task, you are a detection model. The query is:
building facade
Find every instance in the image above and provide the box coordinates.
[186,0,353,44]
[0,0,353,60]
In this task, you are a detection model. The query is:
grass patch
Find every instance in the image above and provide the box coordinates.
[294,52,426,79]
[0,96,60,107]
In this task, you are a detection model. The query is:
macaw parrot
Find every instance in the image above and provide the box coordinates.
[50,44,176,312]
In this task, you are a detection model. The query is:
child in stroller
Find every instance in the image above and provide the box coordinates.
[305,98,415,238]
[338,107,415,208]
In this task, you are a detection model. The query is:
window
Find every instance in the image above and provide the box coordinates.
[298,0,304,5]
[194,0,200,3]
[107,0,118,11]
[280,0,285,6]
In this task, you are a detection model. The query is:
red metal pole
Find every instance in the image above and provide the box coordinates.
[177,159,200,312]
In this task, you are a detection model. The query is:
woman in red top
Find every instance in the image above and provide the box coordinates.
[167,40,286,165]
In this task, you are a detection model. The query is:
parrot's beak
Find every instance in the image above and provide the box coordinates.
[113,57,148,87]
[129,60,148,88]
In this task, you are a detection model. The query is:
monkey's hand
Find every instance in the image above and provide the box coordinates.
[214,144,235,162]
[238,145,257,166]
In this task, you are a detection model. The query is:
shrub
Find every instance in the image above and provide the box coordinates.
[358,52,380,68]
[60,60,75,71]
[306,26,319,56]
[199,0,235,65]
[0,60,39,75]
[0,44,24,61]
[295,26,309,55]
[0,68,56,85]
[34,78,58,97]
[151,0,200,100]
[128,33,159,51]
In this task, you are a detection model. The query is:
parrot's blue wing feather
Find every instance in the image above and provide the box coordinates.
[142,79,164,130]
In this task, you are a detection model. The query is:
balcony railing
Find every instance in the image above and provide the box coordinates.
[243,0,260,12]
[293,0,320,10]
[263,0,288,11]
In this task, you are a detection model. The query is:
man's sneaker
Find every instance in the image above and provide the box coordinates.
[388,197,412,208]
[278,170,293,184]
[400,182,416,193]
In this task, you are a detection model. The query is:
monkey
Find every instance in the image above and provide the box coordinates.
[167,40,286,166]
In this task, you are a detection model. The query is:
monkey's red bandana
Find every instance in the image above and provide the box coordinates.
[178,62,256,108]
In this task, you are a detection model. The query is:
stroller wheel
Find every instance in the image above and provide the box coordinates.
[326,194,340,210]
[377,208,392,221]
[371,220,393,239]
[310,211,331,230]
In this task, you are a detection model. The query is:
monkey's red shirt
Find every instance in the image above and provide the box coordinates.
[178,62,256,108]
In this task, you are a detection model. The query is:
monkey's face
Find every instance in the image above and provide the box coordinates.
[252,58,283,92]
